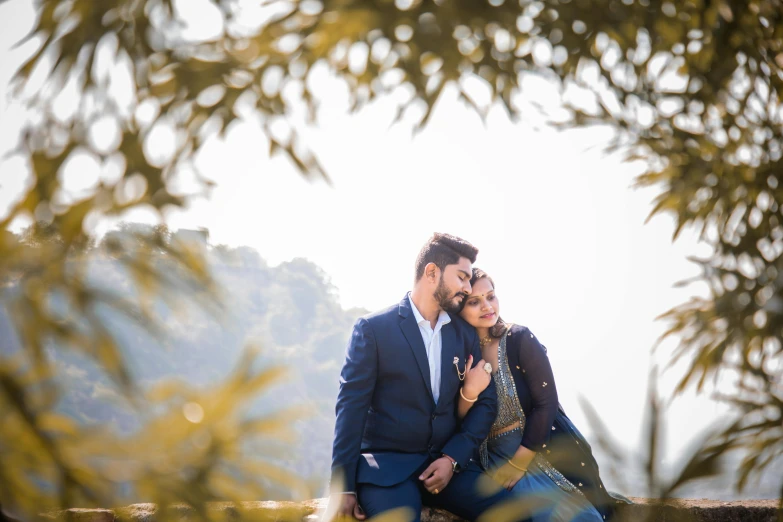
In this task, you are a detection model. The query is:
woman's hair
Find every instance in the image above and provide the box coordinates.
[466,267,509,338]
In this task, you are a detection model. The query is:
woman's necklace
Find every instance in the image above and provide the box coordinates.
[479,334,493,349]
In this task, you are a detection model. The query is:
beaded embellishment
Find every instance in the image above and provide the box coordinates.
[480,327,583,496]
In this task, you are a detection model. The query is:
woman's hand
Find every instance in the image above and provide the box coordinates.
[462,355,491,399]
[492,461,527,491]
[493,445,537,490]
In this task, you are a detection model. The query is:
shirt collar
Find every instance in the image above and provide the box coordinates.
[408,293,451,328]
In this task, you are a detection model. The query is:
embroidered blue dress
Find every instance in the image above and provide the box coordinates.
[479,326,608,522]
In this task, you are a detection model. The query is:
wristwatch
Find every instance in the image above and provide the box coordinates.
[442,454,459,473]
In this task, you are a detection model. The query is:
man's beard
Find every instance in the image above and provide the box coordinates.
[434,276,466,313]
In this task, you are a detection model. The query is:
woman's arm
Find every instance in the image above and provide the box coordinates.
[493,328,560,491]
[457,355,491,419]
[516,328,559,452]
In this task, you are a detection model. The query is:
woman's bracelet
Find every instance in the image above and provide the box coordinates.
[507,460,527,473]
[459,387,478,402]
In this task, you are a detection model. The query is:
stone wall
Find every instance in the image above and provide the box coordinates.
[38,498,780,522]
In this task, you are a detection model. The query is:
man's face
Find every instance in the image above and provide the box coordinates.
[433,257,473,313]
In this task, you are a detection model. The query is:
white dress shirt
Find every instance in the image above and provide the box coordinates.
[408,293,451,404]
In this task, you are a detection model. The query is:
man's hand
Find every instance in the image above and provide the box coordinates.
[418,457,454,494]
[329,493,366,521]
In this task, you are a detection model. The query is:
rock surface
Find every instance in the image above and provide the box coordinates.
[38,498,780,522]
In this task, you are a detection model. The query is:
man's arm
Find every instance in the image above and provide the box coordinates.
[330,317,378,493]
[441,330,498,469]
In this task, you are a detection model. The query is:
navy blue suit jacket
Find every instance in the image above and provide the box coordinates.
[330,294,498,492]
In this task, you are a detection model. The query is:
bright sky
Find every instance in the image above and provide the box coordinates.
[0,0,731,484]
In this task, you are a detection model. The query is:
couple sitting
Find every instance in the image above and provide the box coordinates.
[328,233,627,522]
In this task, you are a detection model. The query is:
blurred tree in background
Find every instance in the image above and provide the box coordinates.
[0,224,359,520]
[1,0,782,517]
[1,221,307,520]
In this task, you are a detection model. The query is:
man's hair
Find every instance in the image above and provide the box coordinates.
[414,233,478,282]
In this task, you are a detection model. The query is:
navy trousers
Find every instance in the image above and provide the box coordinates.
[357,460,519,522]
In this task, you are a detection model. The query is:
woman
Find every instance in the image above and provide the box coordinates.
[457,268,628,522]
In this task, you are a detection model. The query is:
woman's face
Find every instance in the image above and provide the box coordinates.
[459,277,500,329]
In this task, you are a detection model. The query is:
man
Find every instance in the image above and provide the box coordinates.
[329,233,513,521]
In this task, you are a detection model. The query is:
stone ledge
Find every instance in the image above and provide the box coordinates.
[37,497,780,522]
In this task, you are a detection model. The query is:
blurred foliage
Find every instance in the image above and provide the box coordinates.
[573,377,725,522]
[2,225,365,494]
[0,223,308,521]
[2,0,783,517]
[578,368,783,521]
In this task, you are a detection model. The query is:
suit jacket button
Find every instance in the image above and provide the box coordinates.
[431,413,437,420]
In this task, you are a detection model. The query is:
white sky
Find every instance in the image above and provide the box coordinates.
[0,0,733,484]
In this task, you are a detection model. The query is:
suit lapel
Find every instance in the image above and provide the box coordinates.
[400,313,434,403]
[398,295,434,404]
[438,320,457,405]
